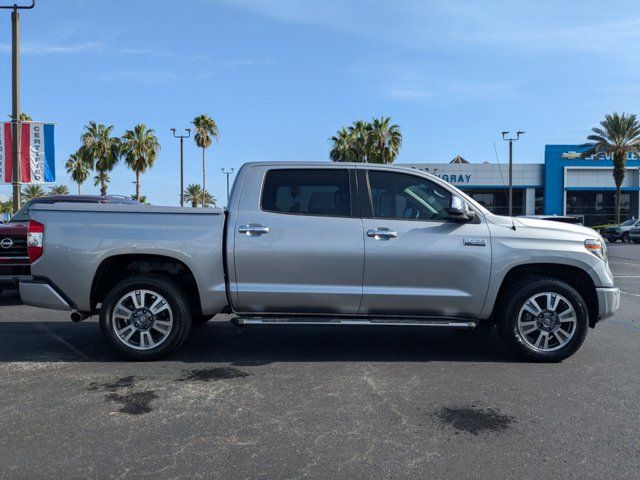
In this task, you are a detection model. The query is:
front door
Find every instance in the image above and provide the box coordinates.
[232,166,364,314]
[359,169,491,318]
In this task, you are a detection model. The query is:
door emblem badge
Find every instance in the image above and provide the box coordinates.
[463,238,486,247]
[0,238,13,249]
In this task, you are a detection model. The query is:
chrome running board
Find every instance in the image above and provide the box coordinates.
[231,316,477,329]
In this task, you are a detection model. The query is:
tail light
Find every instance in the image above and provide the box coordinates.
[27,220,44,263]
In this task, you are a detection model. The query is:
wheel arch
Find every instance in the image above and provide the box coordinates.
[491,263,598,327]
[91,254,204,316]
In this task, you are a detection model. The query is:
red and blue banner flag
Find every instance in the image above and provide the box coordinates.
[0,122,55,184]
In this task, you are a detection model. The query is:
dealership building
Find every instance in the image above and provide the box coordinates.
[403,144,640,226]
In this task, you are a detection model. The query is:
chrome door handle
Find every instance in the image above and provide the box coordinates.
[238,224,270,235]
[367,228,398,239]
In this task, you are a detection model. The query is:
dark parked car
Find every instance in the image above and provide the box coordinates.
[603,219,640,242]
[0,195,137,292]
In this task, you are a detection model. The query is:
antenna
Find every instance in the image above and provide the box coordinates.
[493,142,516,230]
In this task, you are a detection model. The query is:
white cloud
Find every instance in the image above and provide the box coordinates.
[99,71,178,85]
[214,0,640,55]
[0,41,104,55]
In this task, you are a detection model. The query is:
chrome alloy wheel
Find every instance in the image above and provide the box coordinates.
[112,289,174,350]
[517,292,577,352]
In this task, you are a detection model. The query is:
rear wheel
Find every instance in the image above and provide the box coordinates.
[100,275,192,360]
[496,277,588,362]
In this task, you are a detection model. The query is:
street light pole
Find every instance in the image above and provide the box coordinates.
[501,130,525,217]
[171,127,191,207]
[221,168,234,205]
[1,1,35,213]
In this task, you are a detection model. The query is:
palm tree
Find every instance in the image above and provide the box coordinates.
[121,124,160,201]
[22,185,46,201]
[203,190,217,208]
[131,194,148,204]
[330,117,402,163]
[582,112,640,223]
[192,114,219,208]
[7,113,32,121]
[183,184,203,207]
[367,116,402,164]
[79,121,121,195]
[65,152,91,194]
[0,198,13,215]
[93,172,110,193]
[49,185,70,195]
[329,127,357,162]
[349,120,372,163]
[183,184,216,208]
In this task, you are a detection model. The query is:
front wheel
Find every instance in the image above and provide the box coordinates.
[623,232,630,243]
[496,277,589,362]
[100,275,192,360]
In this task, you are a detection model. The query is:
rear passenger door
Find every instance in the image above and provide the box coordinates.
[231,166,364,314]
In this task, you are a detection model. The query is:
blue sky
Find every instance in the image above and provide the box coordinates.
[1,0,639,205]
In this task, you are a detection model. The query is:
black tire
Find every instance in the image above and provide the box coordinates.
[192,314,215,327]
[496,277,589,362]
[100,275,192,361]
[607,238,617,243]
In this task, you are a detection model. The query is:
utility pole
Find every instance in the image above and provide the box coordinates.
[171,127,191,207]
[501,130,525,217]
[221,168,234,205]
[1,1,35,213]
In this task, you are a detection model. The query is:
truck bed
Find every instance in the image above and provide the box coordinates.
[25,203,228,315]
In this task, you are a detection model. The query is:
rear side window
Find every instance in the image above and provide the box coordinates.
[261,169,351,217]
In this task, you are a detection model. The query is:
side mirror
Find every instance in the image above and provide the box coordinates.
[448,196,475,222]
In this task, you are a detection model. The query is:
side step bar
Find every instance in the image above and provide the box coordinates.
[231,316,477,329]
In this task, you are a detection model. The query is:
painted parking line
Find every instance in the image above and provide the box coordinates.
[613,275,640,278]
[620,290,640,298]
[35,322,90,360]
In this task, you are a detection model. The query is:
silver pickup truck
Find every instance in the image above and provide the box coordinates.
[20,162,620,362]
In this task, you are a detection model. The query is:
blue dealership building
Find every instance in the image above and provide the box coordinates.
[404,145,640,226]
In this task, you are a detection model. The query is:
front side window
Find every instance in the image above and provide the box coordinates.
[368,171,453,221]
[261,169,351,217]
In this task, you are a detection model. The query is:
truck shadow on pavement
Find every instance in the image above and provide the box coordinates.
[0,318,516,364]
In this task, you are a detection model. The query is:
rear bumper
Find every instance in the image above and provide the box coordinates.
[19,280,71,311]
[596,287,620,320]
[0,274,31,288]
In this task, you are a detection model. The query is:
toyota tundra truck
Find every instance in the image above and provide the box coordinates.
[19,163,620,362]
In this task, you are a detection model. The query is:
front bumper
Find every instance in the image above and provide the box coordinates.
[19,280,71,311]
[596,286,620,320]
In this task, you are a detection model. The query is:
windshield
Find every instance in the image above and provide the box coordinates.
[9,201,32,222]
[621,219,636,226]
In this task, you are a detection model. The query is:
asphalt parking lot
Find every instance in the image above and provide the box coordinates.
[0,244,639,479]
